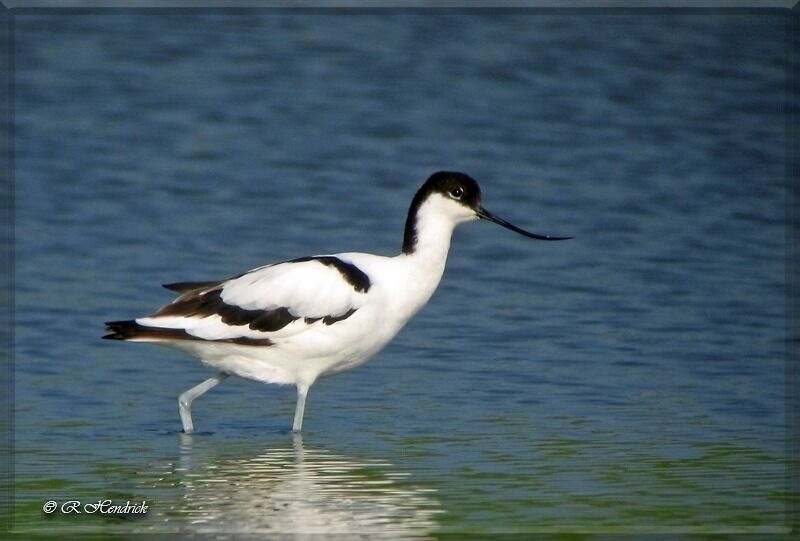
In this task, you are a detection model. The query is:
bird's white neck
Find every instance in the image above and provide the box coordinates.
[407,211,455,268]
[396,195,474,316]
[401,195,461,269]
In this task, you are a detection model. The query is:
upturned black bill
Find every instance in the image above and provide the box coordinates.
[476,207,572,241]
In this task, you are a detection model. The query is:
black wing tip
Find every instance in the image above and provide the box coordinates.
[103,319,139,340]
[102,319,274,347]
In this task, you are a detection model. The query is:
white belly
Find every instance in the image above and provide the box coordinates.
[159,301,404,386]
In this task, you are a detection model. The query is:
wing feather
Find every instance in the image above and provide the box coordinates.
[136,256,369,344]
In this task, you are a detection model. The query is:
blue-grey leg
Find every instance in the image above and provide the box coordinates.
[178,372,229,434]
[292,383,310,433]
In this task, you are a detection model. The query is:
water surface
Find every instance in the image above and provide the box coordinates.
[12,10,790,536]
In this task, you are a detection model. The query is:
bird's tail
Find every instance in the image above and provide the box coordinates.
[103,320,141,340]
[103,320,189,342]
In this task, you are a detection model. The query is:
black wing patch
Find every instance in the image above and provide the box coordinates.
[152,289,301,332]
[304,308,357,326]
[289,256,371,293]
[151,289,357,332]
[163,281,222,294]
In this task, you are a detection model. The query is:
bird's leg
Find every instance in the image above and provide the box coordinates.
[178,372,229,434]
[292,383,310,433]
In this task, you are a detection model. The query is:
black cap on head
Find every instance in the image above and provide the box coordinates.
[402,171,481,254]
[415,171,482,210]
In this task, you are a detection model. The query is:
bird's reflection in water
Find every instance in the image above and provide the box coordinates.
[145,434,441,537]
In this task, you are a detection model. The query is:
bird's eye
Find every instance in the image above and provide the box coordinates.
[450,187,464,199]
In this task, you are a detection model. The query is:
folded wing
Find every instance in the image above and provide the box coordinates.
[128,256,371,344]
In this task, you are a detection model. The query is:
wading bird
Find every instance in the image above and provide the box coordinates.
[104,171,570,433]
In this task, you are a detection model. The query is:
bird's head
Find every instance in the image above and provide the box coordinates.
[402,171,572,253]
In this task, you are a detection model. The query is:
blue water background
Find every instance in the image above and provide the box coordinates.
[12,11,789,535]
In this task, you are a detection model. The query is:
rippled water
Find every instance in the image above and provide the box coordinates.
[144,435,443,536]
[12,10,791,536]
